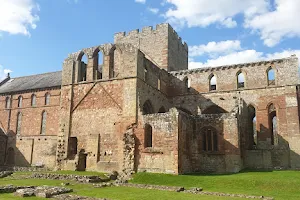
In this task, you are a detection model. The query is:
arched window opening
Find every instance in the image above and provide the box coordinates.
[268,104,278,145]
[45,93,50,105]
[77,53,88,82]
[5,97,11,109]
[95,49,103,80]
[142,100,154,115]
[158,106,166,113]
[40,111,47,135]
[144,124,153,148]
[202,127,218,151]
[31,94,36,107]
[16,112,22,135]
[68,137,78,159]
[237,72,245,88]
[248,105,257,146]
[202,105,227,114]
[184,77,191,91]
[267,67,275,86]
[209,74,216,91]
[144,68,149,82]
[17,96,22,108]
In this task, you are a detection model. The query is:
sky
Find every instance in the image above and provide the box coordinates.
[0,0,300,79]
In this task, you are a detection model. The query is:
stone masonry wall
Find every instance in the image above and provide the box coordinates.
[114,23,188,72]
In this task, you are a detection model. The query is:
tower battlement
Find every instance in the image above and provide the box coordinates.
[114,23,188,71]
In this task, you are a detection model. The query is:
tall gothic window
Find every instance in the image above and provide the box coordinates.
[267,67,275,86]
[17,96,22,108]
[5,96,11,109]
[142,100,154,115]
[144,124,153,148]
[40,111,47,135]
[31,94,36,107]
[209,74,216,91]
[16,112,22,135]
[268,104,278,145]
[237,71,245,88]
[45,93,50,105]
[202,127,218,151]
[248,105,257,147]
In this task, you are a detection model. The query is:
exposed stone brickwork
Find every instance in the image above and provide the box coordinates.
[0,23,299,175]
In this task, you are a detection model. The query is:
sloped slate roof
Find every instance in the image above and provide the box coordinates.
[0,71,62,94]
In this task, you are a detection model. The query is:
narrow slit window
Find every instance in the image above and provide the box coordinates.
[267,68,275,86]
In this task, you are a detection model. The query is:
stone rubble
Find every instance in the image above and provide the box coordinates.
[53,194,110,200]
[14,186,72,198]
[0,171,13,178]
[0,185,35,194]
[31,173,108,183]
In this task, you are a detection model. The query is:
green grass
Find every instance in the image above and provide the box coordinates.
[0,178,243,200]
[131,171,300,200]
[1,170,300,200]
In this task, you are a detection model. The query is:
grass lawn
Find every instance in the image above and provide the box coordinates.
[132,171,300,200]
[0,177,243,200]
[0,170,299,200]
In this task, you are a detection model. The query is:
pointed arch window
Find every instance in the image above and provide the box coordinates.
[16,112,22,135]
[17,96,23,108]
[202,127,218,151]
[267,67,275,86]
[209,74,216,91]
[40,111,47,135]
[31,94,36,107]
[237,71,245,88]
[142,100,154,115]
[248,105,257,147]
[45,93,50,105]
[144,124,153,148]
[77,52,87,82]
[5,96,11,109]
[268,104,278,145]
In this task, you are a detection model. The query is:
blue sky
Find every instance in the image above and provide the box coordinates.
[0,0,300,78]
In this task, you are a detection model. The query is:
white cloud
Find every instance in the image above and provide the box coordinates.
[163,0,269,29]
[148,7,159,14]
[0,0,39,36]
[189,40,241,57]
[244,0,300,47]
[189,49,300,69]
[135,0,146,4]
[0,65,12,81]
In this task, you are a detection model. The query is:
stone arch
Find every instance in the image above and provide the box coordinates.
[237,70,245,89]
[267,66,276,86]
[201,126,218,151]
[5,96,11,109]
[17,95,23,108]
[45,92,50,105]
[92,47,105,80]
[16,112,22,135]
[6,147,15,165]
[208,73,217,91]
[31,94,36,107]
[248,104,257,147]
[142,100,154,115]
[183,76,191,91]
[144,124,153,148]
[40,111,47,135]
[202,105,227,114]
[268,103,278,145]
[76,51,88,82]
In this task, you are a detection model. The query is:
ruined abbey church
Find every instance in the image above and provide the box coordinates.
[0,23,300,174]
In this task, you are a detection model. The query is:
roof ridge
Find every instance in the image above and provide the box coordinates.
[11,71,62,79]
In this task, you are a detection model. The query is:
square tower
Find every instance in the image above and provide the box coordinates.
[114,23,188,71]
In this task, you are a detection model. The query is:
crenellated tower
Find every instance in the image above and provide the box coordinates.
[114,23,188,72]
